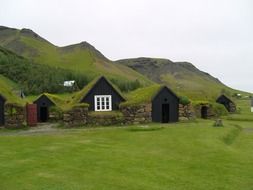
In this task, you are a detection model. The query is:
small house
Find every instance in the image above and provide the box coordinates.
[120,85,179,123]
[216,95,236,113]
[73,76,125,111]
[33,93,66,122]
[0,92,25,128]
[34,94,55,122]
[0,94,6,126]
[152,86,179,123]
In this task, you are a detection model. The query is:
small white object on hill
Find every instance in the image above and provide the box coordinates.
[64,80,75,87]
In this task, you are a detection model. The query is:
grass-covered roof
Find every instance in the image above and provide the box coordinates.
[0,75,25,105]
[33,93,73,111]
[71,76,125,104]
[120,84,165,107]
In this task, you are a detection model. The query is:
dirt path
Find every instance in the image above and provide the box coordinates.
[0,123,64,136]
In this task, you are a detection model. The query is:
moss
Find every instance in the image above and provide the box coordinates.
[89,111,123,117]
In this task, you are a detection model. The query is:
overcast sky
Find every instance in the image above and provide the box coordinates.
[0,0,252,92]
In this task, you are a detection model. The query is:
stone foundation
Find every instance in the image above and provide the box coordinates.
[4,103,26,128]
[121,104,152,124]
[228,102,236,113]
[179,104,195,121]
[63,106,88,126]
[87,111,124,126]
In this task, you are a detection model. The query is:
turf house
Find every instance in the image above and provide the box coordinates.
[33,93,64,122]
[120,85,194,124]
[0,91,26,128]
[216,95,236,113]
[77,76,125,111]
[63,76,126,126]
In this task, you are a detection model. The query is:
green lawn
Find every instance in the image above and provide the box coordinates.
[0,119,253,190]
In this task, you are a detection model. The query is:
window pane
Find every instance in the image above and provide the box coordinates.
[106,97,109,101]
[102,105,105,109]
[106,106,109,109]
[97,97,100,102]
[97,106,100,110]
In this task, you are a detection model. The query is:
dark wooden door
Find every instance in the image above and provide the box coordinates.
[201,106,208,119]
[40,107,48,122]
[0,101,4,126]
[162,104,170,123]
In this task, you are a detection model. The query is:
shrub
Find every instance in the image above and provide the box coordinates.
[179,96,191,105]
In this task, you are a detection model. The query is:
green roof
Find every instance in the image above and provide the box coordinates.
[34,93,66,109]
[120,84,164,107]
[71,76,125,104]
[0,75,25,105]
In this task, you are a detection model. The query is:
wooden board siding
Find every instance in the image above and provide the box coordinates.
[152,87,179,123]
[81,77,125,111]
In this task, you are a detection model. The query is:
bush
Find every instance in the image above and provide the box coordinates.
[179,96,191,105]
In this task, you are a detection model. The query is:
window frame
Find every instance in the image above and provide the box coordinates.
[94,95,112,111]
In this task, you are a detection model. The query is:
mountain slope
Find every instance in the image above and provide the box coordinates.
[116,58,247,100]
[0,26,152,86]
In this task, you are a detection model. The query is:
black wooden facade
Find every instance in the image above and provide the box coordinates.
[0,95,6,126]
[81,77,125,111]
[152,86,179,123]
[34,95,55,122]
[216,95,235,112]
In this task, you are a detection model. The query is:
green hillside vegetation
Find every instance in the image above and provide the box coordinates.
[0,26,152,88]
[0,75,24,104]
[116,58,249,101]
[0,46,90,94]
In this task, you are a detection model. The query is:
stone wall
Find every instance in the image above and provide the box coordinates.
[87,111,124,126]
[120,104,152,124]
[179,104,195,121]
[63,106,88,126]
[229,102,236,113]
[49,106,63,122]
[4,103,26,128]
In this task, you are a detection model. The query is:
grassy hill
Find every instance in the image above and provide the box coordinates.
[116,58,249,100]
[0,26,152,87]
[0,26,250,101]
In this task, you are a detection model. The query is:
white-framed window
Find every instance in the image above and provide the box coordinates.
[94,95,112,111]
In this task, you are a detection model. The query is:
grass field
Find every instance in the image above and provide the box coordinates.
[0,100,252,190]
